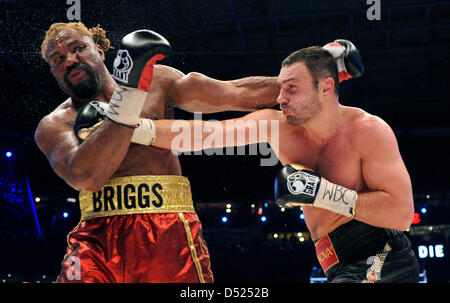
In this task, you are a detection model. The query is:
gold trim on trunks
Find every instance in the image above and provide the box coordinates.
[79,175,195,220]
[178,213,205,283]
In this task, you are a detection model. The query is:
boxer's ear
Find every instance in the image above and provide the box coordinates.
[319,77,335,96]
[96,44,105,61]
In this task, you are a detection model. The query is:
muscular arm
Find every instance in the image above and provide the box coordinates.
[168,71,280,113]
[35,108,134,191]
[353,116,414,231]
[151,109,278,152]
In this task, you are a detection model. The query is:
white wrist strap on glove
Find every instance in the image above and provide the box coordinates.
[314,177,358,218]
[106,86,147,127]
[131,118,156,146]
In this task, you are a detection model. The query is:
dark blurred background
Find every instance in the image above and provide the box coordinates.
[0,0,449,283]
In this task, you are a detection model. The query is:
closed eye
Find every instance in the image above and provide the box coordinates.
[288,85,298,93]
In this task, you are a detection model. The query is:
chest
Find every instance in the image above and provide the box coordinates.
[277,129,363,190]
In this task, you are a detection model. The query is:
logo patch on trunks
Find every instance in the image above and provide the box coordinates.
[92,183,163,212]
[79,175,195,220]
[366,271,378,282]
[315,235,339,273]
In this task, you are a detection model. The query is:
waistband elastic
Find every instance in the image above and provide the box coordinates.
[79,175,195,220]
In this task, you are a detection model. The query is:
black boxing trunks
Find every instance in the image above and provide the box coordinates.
[314,220,419,283]
[57,175,213,283]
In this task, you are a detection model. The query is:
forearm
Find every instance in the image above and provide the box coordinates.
[354,190,414,231]
[153,119,220,152]
[66,120,134,191]
[152,114,268,152]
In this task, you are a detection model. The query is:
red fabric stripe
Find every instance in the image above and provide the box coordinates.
[137,53,166,91]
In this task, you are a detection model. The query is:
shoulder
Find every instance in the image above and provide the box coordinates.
[152,64,184,87]
[345,107,398,155]
[45,98,77,124]
[351,109,393,137]
[35,99,76,143]
[149,64,189,99]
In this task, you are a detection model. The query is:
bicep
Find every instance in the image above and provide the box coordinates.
[35,117,79,184]
[359,120,411,197]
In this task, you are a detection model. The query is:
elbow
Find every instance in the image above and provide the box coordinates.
[394,199,415,231]
[185,72,205,82]
[71,174,106,192]
[184,72,208,91]
[401,211,414,231]
[395,219,412,232]
[67,165,106,192]
[79,181,105,193]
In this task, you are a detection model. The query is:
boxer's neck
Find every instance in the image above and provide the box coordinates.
[302,100,344,147]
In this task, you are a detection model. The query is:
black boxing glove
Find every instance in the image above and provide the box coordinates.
[74,101,108,143]
[323,39,364,82]
[275,164,358,218]
[112,29,171,90]
[106,30,171,128]
[74,101,156,146]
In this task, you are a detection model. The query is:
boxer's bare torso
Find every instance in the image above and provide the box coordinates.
[260,60,411,240]
[236,104,410,241]
[271,107,367,240]
[49,65,184,179]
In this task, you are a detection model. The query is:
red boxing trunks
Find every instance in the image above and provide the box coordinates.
[57,175,214,283]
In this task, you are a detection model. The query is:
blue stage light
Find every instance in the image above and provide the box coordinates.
[221,216,228,223]
[261,216,267,222]
[421,208,427,214]
[63,212,69,218]
[5,151,12,158]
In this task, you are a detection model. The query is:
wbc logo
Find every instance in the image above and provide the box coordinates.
[113,49,133,83]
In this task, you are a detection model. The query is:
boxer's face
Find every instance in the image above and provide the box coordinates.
[277,62,322,126]
[46,28,107,100]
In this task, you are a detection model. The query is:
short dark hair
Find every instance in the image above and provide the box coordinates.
[282,46,339,93]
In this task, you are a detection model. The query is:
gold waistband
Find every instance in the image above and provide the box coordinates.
[79,175,195,220]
